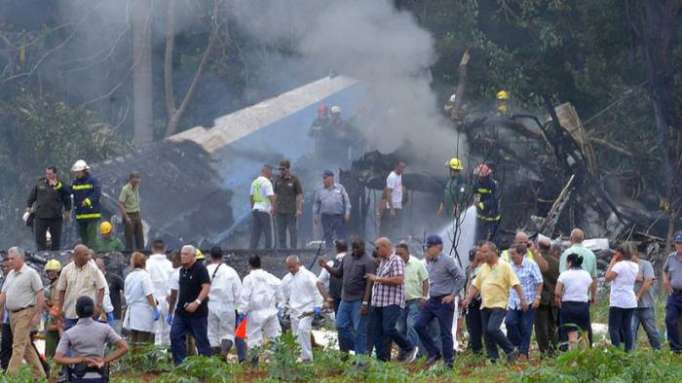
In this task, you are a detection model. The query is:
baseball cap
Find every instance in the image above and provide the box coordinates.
[675,231,682,243]
[426,235,443,248]
[323,170,334,177]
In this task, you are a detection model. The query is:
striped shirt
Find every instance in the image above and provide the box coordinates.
[371,254,405,308]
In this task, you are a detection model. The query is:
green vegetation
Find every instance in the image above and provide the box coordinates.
[104,343,682,383]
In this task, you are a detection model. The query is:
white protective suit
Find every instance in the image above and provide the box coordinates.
[147,253,174,345]
[237,269,282,348]
[281,266,323,361]
[206,262,241,347]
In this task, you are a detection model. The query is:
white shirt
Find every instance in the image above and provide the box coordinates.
[558,269,593,302]
[386,171,403,209]
[281,266,323,315]
[318,252,346,288]
[123,268,155,332]
[250,176,275,213]
[237,269,282,317]
[147,254,174,300]
[206,263,242,311]
[609,260,639,308]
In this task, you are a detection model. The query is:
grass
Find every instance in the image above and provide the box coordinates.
[7,292,680,382]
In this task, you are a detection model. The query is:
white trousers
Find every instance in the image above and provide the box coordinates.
[154,299,170,346]
[207,306,236,347]
[291,314,314,361]
[247,312,281,349]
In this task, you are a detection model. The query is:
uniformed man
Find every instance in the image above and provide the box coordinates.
[95,222,125,253]
[26,166,71,250]
[70,160,102,248]
[437,158,469,218]
[473,163,501,243]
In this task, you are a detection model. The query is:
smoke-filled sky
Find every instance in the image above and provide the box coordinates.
[45,0,463,169]
[229,0,464,169]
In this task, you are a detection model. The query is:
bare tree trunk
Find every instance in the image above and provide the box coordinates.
[453,49,470,113]
[164,0,220,138]
[131,0,153,145]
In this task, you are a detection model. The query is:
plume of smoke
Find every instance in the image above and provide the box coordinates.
[230,0,466,170]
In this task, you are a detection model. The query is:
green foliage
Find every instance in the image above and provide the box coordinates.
[267,332,314,382]
[0,366,47,383]
[155,355,242,383]
[516,348,682,383]
[115,344,173,374]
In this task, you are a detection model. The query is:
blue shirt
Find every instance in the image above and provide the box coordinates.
[508,258,543,310]
[313,183,351,216]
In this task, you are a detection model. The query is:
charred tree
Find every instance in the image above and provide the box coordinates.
[625,0,682,251]
[131,0,153,144]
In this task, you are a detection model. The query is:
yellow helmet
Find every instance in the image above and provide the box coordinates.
[447,158,463,171]
[496,90,509,101]
[196,249,205,260]
[44,259,62,272]
[99,221,113,235]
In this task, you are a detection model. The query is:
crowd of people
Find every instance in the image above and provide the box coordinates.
[3,114,681,381]
[0,226,681,381]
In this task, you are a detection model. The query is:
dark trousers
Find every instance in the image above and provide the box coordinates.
[250,210,272,249]
[170,315,211,365]
[380,209,403,240]
[466,299,483,354]
[77,219,99,249]
[35,217,63,250]
[321,213,347,248]
[276,213,298,249]
[476,219,499,243]
[1,323,11,371]
[665,291,682,352]
[559,301,590,350]
[481,308,514,361]
[609,307,635,352]
[505,308,535,356]
[415,296,455,363]
[369,305,412,361]
[534,304,558,355]
[124,212,145,251]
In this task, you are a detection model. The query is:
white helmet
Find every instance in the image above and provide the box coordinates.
[449,94,457,103]
[330,105,341,114]
[71,159,90,172]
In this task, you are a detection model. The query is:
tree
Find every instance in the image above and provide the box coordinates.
[625,0,682,249]
[163,0,221,137]
[131,0,154,144]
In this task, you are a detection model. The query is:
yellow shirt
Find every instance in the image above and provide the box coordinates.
[473,260,520,309]
[56,260,107,319]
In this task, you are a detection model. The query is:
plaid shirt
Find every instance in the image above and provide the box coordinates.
[508,257,543,310]
[371,254,405,308]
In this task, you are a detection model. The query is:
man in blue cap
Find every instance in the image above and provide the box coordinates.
[414,234,465,368]
[313,170,351,247]
[663,231,682,353]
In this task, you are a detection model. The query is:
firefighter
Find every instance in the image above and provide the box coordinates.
[474,163,501,243]
[437,158,469,217]
[70,160,102,248]
[496,90,510,116]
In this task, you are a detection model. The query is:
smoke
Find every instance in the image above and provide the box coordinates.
[230,0,464,169]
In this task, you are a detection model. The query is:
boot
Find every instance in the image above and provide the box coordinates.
[221,339,234,356]
[211,347,222,356]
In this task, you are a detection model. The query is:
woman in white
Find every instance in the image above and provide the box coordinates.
[605,244,639,352]
[555,253,595,350]
[123,252,160,344]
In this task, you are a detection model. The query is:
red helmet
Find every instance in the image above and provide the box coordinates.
[477,163,492,177]
[317,104,329,116]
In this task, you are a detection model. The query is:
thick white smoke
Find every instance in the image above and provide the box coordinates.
[230,0,464,169]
